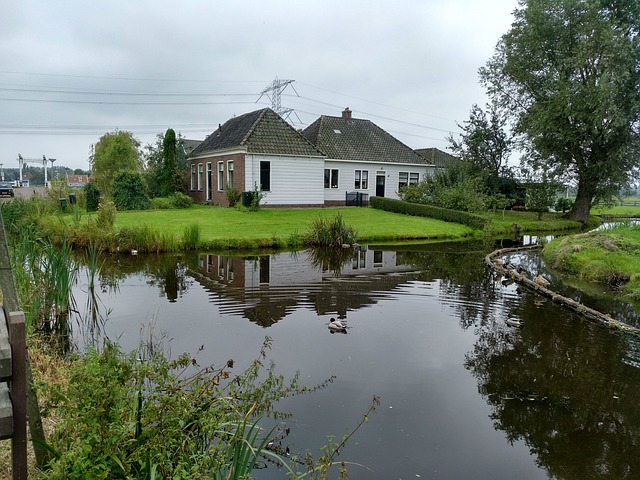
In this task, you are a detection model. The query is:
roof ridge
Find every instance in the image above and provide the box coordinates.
[240,108,269,145]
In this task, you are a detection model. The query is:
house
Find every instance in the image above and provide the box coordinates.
[186,108,325,206]
[415,147,461,169]
[186,107,437,207]
[303,108,436,205]
[66,174,89,188]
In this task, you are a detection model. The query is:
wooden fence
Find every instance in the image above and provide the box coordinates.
[0,215,27,479]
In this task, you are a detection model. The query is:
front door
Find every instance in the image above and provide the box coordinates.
[376,174,386,197]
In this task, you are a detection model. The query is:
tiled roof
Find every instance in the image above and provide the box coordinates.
[190,108,322,158]
[415,148,461,168]
[302,115,429,165]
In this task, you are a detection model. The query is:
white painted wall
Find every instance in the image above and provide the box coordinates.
[245,154,325,206]
[323,159,436,202]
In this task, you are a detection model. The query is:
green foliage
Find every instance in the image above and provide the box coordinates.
[91,130,141,195]
[249,182,265,212]
[371,196,488,229]
[555,197,574,213]
[84,180,101,212]
[448,102,512,188]
[399,163,487,213]
[112,171,151,211]
[305,213,357,247]
[96,199,117,230]
[161,128,177,197]
[143,131,189,198]
[225,186,241,207]
[182,223,201,250]
[41,337,336,479]
[151,192,193,210]
[480,0,640,223]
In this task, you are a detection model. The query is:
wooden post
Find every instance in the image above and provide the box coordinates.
[9,311,26,480]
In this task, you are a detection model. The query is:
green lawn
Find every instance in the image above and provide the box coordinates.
[485,210,587,234]
[113,205,477,244]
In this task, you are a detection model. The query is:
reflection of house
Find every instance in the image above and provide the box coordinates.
[191,249,419,326]
[303,108,436,204]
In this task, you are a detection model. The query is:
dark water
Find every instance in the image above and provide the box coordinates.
[69,241,640,479]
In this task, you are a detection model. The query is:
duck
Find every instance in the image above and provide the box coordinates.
[494,258,504,267]
[328,318,347,333]
[505,314,524,327]
[534,274,550,287]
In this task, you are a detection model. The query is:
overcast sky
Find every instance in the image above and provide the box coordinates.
[0,0,518,171]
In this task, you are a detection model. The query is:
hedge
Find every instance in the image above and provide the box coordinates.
[370,196,488,229]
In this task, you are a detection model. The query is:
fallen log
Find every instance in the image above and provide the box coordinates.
[485,245,640,335]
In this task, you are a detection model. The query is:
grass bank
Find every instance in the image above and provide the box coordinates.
[485,210,593,234]
[542,224,640,300]
[79,205,478,250]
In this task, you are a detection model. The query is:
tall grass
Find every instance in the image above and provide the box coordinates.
[305,213,357,247]
[182,223,201,250]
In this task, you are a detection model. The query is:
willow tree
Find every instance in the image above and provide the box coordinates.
[480,0,640,223]
[90,130,141,195]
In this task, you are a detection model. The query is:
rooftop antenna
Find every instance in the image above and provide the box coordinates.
[257,77,302,123]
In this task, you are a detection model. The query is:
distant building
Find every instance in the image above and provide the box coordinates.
[415,148,461,169]
[66,174,89,188]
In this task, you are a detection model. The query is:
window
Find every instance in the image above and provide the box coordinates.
[190,164,196,190]
[227,161,234,188]
[206,163,212,200]
[399,172,419,190]
[260,161,270,191]
[197,163,204,191]
[399,172,408,189]
[324,168,339,188]
[354,170,368,189]
[217,161,224,191]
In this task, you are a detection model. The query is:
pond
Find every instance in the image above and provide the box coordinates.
[68,240,640,479]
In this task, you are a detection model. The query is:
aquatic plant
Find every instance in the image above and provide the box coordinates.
[305,213,357,247]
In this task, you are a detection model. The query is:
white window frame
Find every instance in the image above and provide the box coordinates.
[197,163,204,191]
[227,160,234,189]
[206,162,212,200]
[354,169,368,189]
[190,164,196,190]
[217,161,224,191]
[324,168,339,189]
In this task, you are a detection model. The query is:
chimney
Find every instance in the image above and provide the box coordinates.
[342,107,352,119]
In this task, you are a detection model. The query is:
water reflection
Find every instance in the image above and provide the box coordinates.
[66,242,640,479]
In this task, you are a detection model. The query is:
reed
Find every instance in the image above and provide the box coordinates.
[305,213,357,247]
[182,223,201,250]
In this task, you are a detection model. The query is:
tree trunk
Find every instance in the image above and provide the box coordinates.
[568,182,594,224]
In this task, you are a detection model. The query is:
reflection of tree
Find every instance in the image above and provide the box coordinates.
[465,299,640,479]
[396,241,499,330]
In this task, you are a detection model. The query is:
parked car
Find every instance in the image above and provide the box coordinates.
[0,182,14,198]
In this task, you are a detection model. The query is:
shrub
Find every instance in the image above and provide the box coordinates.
[225,186,241,207]
[168,191,193,209]
[42,338,336,479]
[96,199,117,230]
[112,171,151,211]
[84,180,101,212]
[555,197,574,213]
[249,183,265,212]
[305,213,357,247]
[371,196,488,229]
[151,197,173,209]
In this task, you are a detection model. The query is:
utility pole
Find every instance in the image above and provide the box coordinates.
[0,164,4,182]
[257,77,301,122]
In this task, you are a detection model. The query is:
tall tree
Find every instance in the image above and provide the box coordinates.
[480,0,640,223]
[161,128,177,197]
[448,102,513,194]
[90,130,141,195]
